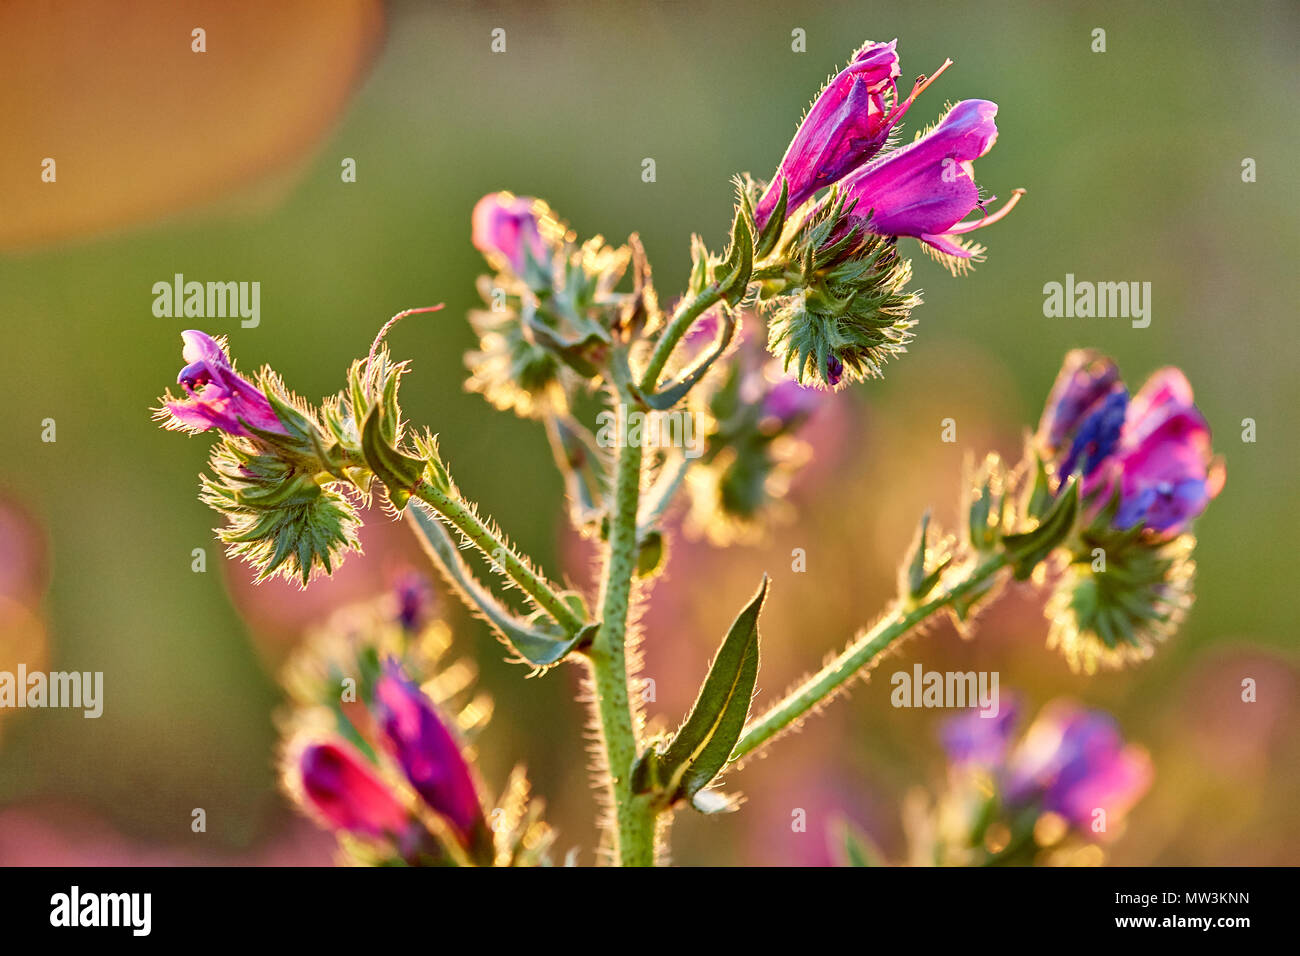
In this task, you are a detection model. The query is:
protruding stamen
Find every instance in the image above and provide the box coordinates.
[886,57,954,127]
[947,188,1026,235]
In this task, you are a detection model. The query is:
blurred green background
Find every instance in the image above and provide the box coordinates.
[1,0,1296,865]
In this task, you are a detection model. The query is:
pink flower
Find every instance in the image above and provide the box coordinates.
[298,740,409,839]
[373,661,486,848]
[1005,702,1152,830]
[471,192,550,276]
[838,99,1023,260]
[159,330,285,438]
[1110,369,1225,535]
[755,40,930,229]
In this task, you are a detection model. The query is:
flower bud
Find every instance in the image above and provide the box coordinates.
[373,660,487,850]
[157,331,287,438]
[755,40,903,230]
[471,192,553,279]
[298,740,410,839]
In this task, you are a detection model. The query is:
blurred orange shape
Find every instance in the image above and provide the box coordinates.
[0,0,384,251]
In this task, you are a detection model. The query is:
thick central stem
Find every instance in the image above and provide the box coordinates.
[589,403,655,865]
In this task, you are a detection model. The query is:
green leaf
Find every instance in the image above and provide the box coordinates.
[833,818,885,867]
[753,177,788,260]
[408,504,592,668]
[713,208,754,307]
[634,309,737,410]
[632,575,767,804]
[361,406,426,509]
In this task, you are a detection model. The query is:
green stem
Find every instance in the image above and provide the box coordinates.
[588,404,656,865]
[732,553,1009,762]
[638,286,725,394]
[413,483,585,636]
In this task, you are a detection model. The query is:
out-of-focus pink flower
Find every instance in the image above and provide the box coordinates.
[471,192,549,276]
[1005,702,1152,829]
[1035,352,1224,537]
[941,700,1019,767]
[1110,369,1225,535]
[158,330,286,438]
[373,660,485,847]
[838,99,1023,260]
[755,40,914,229]
[298,740,409,839]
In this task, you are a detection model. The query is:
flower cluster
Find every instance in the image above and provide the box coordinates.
[465,191,649,419]
[280,580,555,866]
[750,39,1023,389]
[884,699,1151,867]
[154,322,447,586]
[1033,351,1224,672]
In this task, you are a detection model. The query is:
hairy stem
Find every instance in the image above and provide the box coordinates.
[638,285,725,394]
[588,403,656,865]
[413,483,585,635]
[732,553,1010,762]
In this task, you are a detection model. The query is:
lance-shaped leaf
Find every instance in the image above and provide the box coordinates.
[408,503,594,668]
[1002,478,1079,580]
[631,575,767,805]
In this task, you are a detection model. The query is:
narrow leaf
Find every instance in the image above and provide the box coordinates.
[645,575,767,803]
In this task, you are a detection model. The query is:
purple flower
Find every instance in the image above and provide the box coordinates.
[755,40,924,229]
[1036,350,1123,456]
[373,660,485,847]
[472,192,550,276]
[1036,354,1224,537]
[1004,702,1152,829]
[941,700,1019,767]
[298,740,410,839]
[1110,369,1225,535]
[160,331,286,438]
[1060,389,1128,482]
[837,99,1023,260]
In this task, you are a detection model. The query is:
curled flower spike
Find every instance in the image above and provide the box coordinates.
[838,99,1023,269]
[373,660,488,851]
[1036,350,1125,463]
[297,740,410,839]
[157,330,286,438]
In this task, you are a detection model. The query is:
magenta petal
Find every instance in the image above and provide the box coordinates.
[299,741,409,839]
[841,99,999,240]
[756,39,902,227]
[472,192,547,275]
[374,661,484,846]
